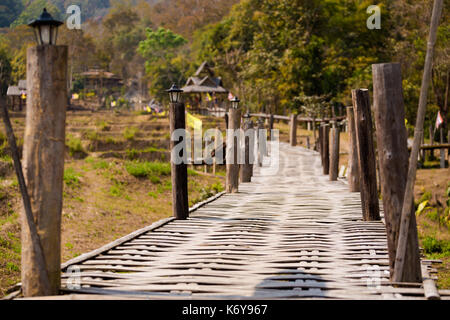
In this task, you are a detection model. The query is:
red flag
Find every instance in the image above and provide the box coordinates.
[435,111,444,129]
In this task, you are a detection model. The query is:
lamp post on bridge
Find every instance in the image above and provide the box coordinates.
[167,84,189,220]
[20,8,67,296]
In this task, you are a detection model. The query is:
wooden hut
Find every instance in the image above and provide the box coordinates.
[182,62,228,115]
[6,79,26,111]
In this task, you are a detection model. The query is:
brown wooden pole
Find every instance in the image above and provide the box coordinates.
[226,108,241,193]
[269,113,274,140]
[213,127,219,175]
[306,136,310,149]
[329,122,340,181]
[372,63,422,282]
[352,89,380,221]
[394,0,443,283]
[169,101,189,220]
[289,114,297,146]
[448,130,450,158]
[346,106,360,192]
[1,94,52,297]
[318,124,323,161]
[240,118,253,182]
[429,125,434,160]
[322,124,330,175]
[439,127,445,168]
[313,118,317,151]
[21,45,68,296]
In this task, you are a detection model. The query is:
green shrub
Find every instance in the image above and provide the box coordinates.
[97,121,111,131]
[66,134,85,156]
[64,167,82,189]
[123,127,139,141]
[84,129,99,141]
[422,236,450,255]
[126,149,139,160]
[125,161,171,178]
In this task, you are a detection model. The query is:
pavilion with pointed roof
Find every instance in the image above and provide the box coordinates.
[182,62,228,94]
[182,62,228,115]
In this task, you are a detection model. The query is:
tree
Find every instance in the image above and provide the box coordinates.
[0,0,23,28]
[138,27,187,101]
[11,0,61,27]
[0,39,12,96]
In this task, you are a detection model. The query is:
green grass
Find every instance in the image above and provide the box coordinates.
[64,167,82,189]
[84,129,99,141]
[422,236,450,258]
[125,161,171,178]
[66,134,85,156]
[96,121,111,131]
[123,127,139,141]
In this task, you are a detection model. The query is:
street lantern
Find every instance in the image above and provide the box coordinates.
[231,96,240,109]
[166,84,183,103]
[28,8,63,46]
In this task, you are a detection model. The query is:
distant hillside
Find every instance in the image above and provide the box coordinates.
[1,0,162,28]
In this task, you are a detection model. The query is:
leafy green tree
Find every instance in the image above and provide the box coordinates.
[0,0,24,27]
[11,0,61,27]
[0,39,12,96]
[138,27,187,101]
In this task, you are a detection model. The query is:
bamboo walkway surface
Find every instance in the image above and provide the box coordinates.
[50,142,447,300]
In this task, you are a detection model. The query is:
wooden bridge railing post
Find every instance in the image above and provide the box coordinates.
[346,106,360,192]
[329,121,340,181]
[372,63,421,282]
[289,114,297,146]
[429,125,434,160]
[318,123,323,160]
[240,116,254,182]
[448,130,450,158]
[21,45,68,296]
[269,114,274,140]
[440,127,445,168]
[322,123,330,175]
[352,89,380,221]
[212,127,219,175]
[169,101,189,220]
[226,107,241,193]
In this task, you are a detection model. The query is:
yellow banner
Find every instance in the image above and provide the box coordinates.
[186,112,202,131]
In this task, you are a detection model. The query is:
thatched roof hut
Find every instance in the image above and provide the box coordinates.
[181,62,228,94]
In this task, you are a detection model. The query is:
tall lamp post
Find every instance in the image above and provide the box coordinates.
[226,97,241,193]
[167,84,189,219]
[21,8,67,296]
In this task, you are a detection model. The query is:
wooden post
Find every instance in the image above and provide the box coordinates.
[346,106,360,192]
[429,125,434,160]
[306,136,310,149]
[169,101,189,220]
[394,0,442,283]
[289,114,297,146]
[329,122,340,181]
[257,118,265,167]
[322,124,330,175]
[448,130,450,158]
[21,45,68,296]
[307,121,311,131]
[318,124,323,159]
[312,118,317,150]
[240,118,253,182]
[372,63,421,282]
[352,89,380,221]
[213,127,219,175]
[268,114,274,140]
[440,127,445,168]
[226,108,241,192]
